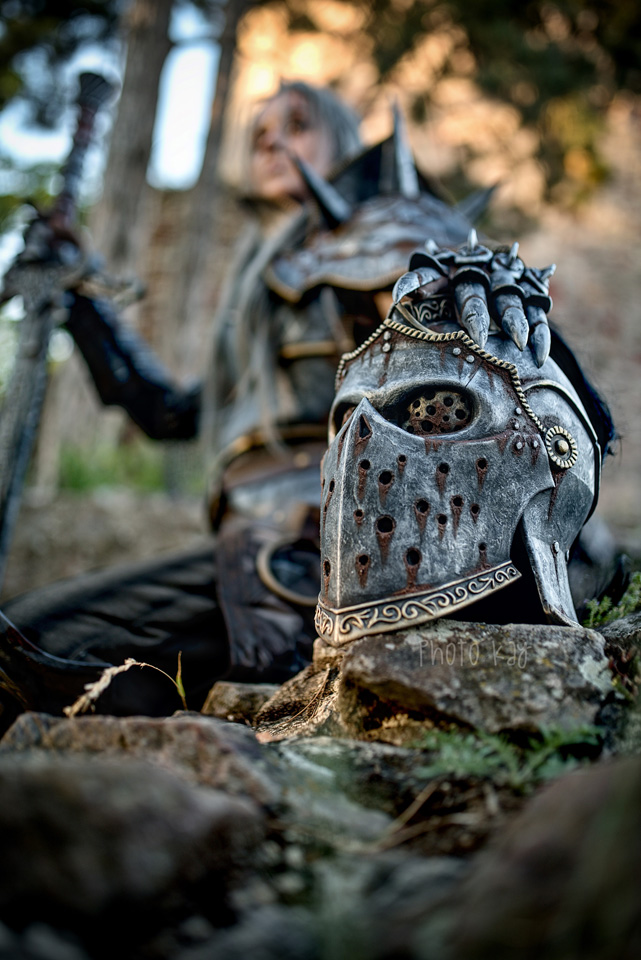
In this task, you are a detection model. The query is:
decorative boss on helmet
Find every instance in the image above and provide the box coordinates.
[315,234,614,646]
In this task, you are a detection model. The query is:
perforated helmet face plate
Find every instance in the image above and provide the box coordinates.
[315,318,598,645]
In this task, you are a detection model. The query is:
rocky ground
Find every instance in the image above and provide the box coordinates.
[0,607,639,959]
[0,91,640,960]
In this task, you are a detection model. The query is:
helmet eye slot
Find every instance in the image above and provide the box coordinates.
[396,386,473,436]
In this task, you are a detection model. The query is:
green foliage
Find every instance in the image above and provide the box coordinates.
[583,572,641,629]
[427,0,638,200]
[414,725,602,793]
[0,155,57,235]
[59,440,166,493]
[294,0,641,204]
[174,651,187,708]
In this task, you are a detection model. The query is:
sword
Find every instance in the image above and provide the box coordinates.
[0,72,115,591]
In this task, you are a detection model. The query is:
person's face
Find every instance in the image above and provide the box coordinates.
[249,90,335,203]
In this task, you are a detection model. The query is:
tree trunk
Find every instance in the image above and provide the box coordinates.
[163,0,251,379]
[90,0,173,280]
[30,0,175,496]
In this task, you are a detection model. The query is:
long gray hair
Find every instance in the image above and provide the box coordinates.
[204,83,362,499]
[272,81,362,165]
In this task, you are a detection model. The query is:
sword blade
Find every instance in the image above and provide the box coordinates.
[0,72,114,591]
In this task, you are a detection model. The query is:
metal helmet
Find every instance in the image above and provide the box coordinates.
[315,246,612,647]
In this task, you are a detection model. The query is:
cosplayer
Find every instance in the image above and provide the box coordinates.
[0,83,617,724]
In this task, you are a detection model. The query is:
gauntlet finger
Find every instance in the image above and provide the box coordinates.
[454,284,491,347]
[520,264,555,368]
[489,244,527,351]
[392,266,443,304]
[528,307,551,367]
[495,293,529,351]
[452,230,493,348]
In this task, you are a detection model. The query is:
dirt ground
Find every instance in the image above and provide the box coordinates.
[0,490,208,604]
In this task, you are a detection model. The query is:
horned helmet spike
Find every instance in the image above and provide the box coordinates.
[288,150,353,228]
[454,184,498,224]
[392,101,420,200]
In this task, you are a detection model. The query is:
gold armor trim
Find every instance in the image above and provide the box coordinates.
[315,561,521,646]
[545,425,579,469]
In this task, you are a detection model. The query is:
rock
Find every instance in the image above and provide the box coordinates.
[0,712,280,805]
[598,610,641,649]
[308,851,468,960]
[254,637,351,742]
[174,905,318,960]
[598,612,641,753]
[268,737,394,848]
[311,636,347,670]
[256,620,613,743]
[0,754,264,925]
[0,623,619,955]
[176,854,468,960]
[202,682,280,724]
[0,713,413,853]
[426,757,641,960]
[269,735,520,856]
[0,922,90,960]
[255,663,345,742]
[338,620,613,737]
[272,735,427,816]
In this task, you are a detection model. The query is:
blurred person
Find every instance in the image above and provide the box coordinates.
[0,82,473,720]
[0,81,622,724]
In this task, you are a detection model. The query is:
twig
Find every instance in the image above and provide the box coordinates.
[284,667,332,724]
[382,780,440,836]
[63,654,187,717]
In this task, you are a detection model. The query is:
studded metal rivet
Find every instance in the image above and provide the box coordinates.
[383,331,392,341]
[515,407,522,415]
[545,426,578,469]
[382,343,391,353]
[531,439,539,448]
[452,347,461,356]
[515,441,523,450]
[465,355,475,364]
[553,541,560,554]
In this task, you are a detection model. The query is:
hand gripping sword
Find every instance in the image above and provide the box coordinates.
[0,72,114,591]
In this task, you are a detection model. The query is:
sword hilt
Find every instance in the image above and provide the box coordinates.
[49,72,116,234]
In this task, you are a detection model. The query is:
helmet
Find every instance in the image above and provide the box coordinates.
[315,256,611,646]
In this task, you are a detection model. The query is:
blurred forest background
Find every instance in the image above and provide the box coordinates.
[1,0,640,600]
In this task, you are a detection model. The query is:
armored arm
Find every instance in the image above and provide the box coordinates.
[65,293,201,441]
